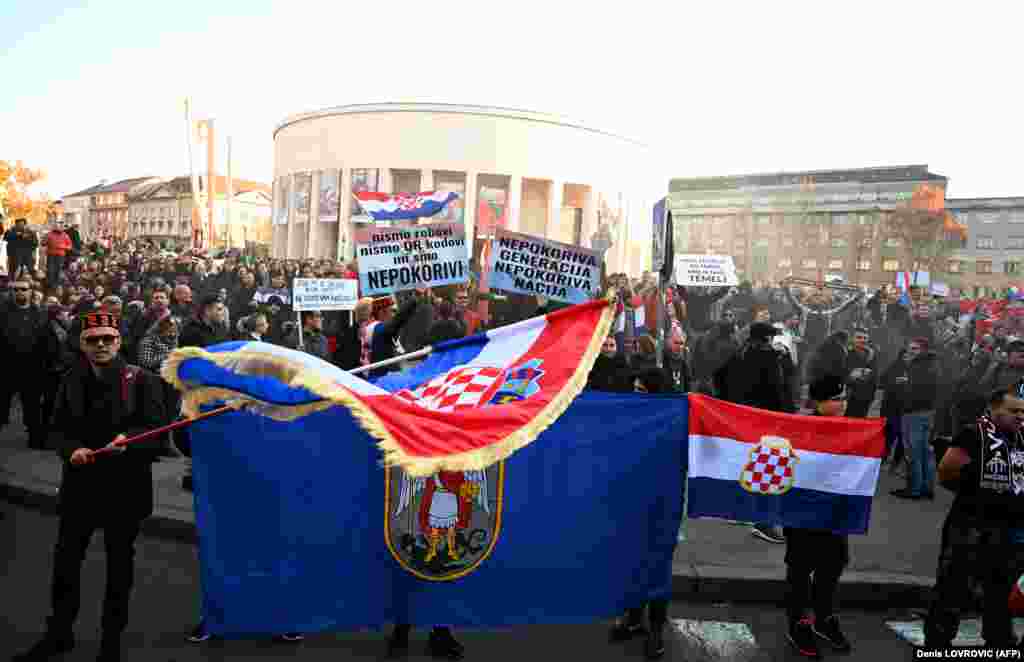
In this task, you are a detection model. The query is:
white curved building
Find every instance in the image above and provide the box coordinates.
[271,103,657,275]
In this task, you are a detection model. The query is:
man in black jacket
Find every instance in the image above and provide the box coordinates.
[179,294,228,350]
[4,217,38,278]
[13,311,165,662]
[0,278,48,447]
[586,334,632,392]
[888,337,941,499]
[367,293,420,378]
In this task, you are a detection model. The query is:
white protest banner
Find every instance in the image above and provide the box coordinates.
[674,254,739,287]
[487,228,602,304]
[355,221,469,296]
[292,278,359,311]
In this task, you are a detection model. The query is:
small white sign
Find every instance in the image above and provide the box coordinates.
[292,278,359,311]
[674,254,739,287]
[930,282,950,297]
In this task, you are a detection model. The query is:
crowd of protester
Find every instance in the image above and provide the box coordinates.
[6,218,1024,657]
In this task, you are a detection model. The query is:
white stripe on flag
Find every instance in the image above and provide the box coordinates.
[466,317,547,368]
[688,434,880,497]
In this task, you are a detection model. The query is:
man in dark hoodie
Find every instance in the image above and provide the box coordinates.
[0,278,47,447]
[887,337,941,500]
[720,321,794,544]
[677,285,729,335]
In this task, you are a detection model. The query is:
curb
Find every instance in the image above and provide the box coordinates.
[2,481,932,608]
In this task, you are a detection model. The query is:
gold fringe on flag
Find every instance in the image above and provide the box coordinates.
[161,295,615,477]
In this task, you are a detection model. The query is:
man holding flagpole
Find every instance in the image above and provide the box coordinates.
[14,311,166,662]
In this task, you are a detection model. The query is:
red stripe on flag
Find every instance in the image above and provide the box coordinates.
[360,300,610,459]
[688,394,885,458]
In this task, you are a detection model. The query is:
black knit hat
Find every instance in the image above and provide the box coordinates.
[809,374,846,402]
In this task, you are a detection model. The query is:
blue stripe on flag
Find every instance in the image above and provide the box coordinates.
[686,477,873,535]
[371,333,489,393]
[177,353,324,406]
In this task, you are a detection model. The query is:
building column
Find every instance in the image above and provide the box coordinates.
[421,168,434,192]
[547,180,564,240]
[379,168,393,195]
[285,174,295,259]
[464,172,479,260]
[337,168,352,263]
[507,175,522,233]
[307,171,319,259]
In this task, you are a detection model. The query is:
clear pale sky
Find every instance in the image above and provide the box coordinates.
[2,1,1020,201]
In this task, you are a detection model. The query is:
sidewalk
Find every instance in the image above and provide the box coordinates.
[0,406,946,609]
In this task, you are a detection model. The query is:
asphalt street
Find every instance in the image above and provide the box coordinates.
[1,504,973,662]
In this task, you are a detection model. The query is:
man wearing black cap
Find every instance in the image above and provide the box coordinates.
[13,312,166,662]
[785,374,852,659]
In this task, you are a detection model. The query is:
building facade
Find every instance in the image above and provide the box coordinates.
[87,177,161,241]
[271,103,658,275]
[127,176,271,249]
[667,165,957,290]
[946,197,1024,296]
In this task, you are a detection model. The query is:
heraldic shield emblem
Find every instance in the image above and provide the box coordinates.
[739,436,799,496]
[384,359,545,580]
[385,463,505,581]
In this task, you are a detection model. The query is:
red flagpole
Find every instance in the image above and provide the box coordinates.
[91,404,234,456]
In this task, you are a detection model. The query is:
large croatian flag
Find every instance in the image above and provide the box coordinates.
[165,298,614,477]
[354,190,459,221]
[686,394,885,534]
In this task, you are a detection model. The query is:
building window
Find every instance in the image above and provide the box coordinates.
[350,169,380,215]
[477,174,511,238]
[710,238,725,248]
[858,214,876,225]
[859,237,874,248]
[828,259,844,270]
[980,212,999,224]
[1010,210,1024,224]
[778,258,793,269]
[883,259,900,272]
[884,237,902,248]
[832,213,849,225]
[857,260,872,271]
[831,237,848,248]
[801,258,817,269]
[756,215,771,226]
[433,171,466,224]
[754,238,771,248]
[977,260,993,274]
[1005,262,1021,275]
[948,260,962,273]
[753,255,768,268]
[1007,237,1024,249]
[977,236,996,249]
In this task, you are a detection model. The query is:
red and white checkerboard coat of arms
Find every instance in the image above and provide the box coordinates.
[394,366,506,413]
[739,436,799,496]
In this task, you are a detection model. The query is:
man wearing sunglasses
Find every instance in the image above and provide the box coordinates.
[0,277,47,448]
[14,312,166,662]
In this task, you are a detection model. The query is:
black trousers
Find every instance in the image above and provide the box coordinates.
[46,255,64,287]
[47,514,142,637]
[784,529,848,625]
[924,518,1021,649]
[40,373,64,444]
[626,599,668,628]
[1,377,43,446]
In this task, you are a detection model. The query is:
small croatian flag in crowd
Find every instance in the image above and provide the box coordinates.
[354,191,459,221]
[685,394,885,534]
